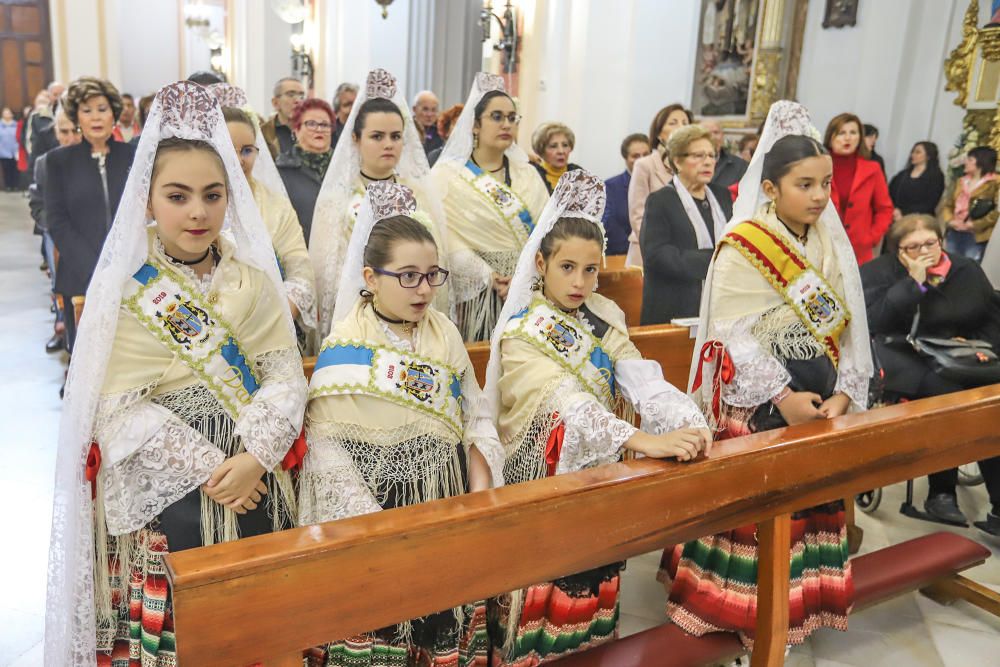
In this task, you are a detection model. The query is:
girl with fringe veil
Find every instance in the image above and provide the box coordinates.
[482,169,710,665]
[431,73,549,342]
[298,181,505,666]
[310,69,451,346]
[664,101,872,653]
[43,81,307,666]
[208,82,318,349]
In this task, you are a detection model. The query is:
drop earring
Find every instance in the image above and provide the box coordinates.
[473,133,479,150]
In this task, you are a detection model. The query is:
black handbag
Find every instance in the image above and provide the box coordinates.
[969,196,996,220]
[907,308,1000,387]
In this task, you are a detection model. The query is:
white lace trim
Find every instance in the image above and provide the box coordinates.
[707,314,790,409]
[836,369,870,411]
[235,347,307,469]
[284,276,317,329]
[153,235,217,293]
[555,377,637,475]
[298,434,383,524]
[616,359,708,434]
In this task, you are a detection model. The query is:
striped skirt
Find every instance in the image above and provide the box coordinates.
[665,502,852,648]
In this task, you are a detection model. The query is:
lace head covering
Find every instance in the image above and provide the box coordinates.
[206,82,289,199]
[330,181,420,327]
[434,72,529,167]
[311,68,444,338]
[482,169,607,420]
[688,100,872,399]
[44,80,291,666]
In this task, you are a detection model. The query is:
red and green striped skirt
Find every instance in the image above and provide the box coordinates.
[494,563,621,666]
[665,501,852,648]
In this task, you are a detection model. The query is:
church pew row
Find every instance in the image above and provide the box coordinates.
[165,384,1000,666]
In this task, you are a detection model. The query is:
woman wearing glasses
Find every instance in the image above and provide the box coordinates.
[639,125,733,325]
[311,69,451,344]
[276,97,336,243]
[222,104,317,341]
[861,213,1000,535]
[431,73,549,342]
[300,182,504,665]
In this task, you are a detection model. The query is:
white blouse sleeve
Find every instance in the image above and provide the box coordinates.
[284,275,318,330]
[836,368,870,412]
[616,359,708,433]
[461,370,506,488]
[552,377,638,475]
[95,385,224,536]
[234,347,308,471]
[707,314,790,408]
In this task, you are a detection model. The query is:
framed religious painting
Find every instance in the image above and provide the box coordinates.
[690,0,808,126]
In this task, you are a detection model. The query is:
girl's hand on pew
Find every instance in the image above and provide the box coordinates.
[817,392,851,419]
[626,428,708,462]
[776,391,822,426]
[203,453,268,514]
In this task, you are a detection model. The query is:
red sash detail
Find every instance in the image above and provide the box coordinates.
[691,340,735,425]
[85,442,101,500]
[545,414,564,477]
[281,429,309,472]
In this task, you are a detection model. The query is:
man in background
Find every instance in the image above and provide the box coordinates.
[261,76,305,158]
[413,90,442,156]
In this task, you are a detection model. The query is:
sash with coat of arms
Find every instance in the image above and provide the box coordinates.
[121,260,260,420]
[720,220,850,366]
[460,160,535,244]
[503,295,618,409]
[309,339,464,438]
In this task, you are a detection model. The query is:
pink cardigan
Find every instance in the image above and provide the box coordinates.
[626,151,672,267]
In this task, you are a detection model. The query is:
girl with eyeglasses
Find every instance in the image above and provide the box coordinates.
[217,96,317,348]
[300,181,503,665]
[431,73,549,342]
[311,68,451,346]
[275,97,337,245]
[861,213,1000,535]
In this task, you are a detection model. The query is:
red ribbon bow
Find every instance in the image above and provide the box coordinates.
[85,442,101,500]
[691,340,735,425]
[281,428,309,472]
[545,413,564,477]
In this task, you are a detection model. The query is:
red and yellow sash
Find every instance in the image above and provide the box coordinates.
[721,220,849,366]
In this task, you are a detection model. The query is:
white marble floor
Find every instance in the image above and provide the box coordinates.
[1,190,999,666]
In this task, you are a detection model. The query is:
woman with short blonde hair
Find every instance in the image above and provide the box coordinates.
[531,120,581,194]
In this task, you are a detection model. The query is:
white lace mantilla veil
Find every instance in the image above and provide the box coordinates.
[434,72,529,168]
[44,81,294,666]
[310,68,447,340]
[687,100,872,409]
[206,82,290,199]
[330,180,420,327]
[483,169,608,420]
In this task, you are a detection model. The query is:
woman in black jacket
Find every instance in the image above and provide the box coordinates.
[861,214,1000,535]
[640,125,733,324]
[888,141,945,220]
[275,97,335,244]
[46,77,135,351]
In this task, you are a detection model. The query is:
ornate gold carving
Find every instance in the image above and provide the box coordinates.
[990,106,1000,153]
[980,26,1000,61]
[945,0,979,107]
[750,49,782,121]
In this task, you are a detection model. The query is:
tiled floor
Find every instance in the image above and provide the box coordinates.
[2,190,999,666]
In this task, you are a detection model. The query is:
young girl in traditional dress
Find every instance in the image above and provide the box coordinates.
[311,68,450,342]
[666,101,872,652]
[44,81,307,666]
[211,84,317,343]
[483,169,711,665]
[299,181,504,667]
[431,73,549,342]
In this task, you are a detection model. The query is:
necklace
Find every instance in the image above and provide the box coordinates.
[471,154,511,186]
[776,215,808,245]
[373,303,416,335]
[165,246,213,266]
[360,170,395,182]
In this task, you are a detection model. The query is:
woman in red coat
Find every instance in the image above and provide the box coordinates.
[825,112,894,264]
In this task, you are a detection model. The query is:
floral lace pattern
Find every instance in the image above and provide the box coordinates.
[298,435,384,524]
[284,275,317,329]
[235,347,307,468]
[616,359,707,435]
[234,400,297,470]
[554,377,637,475]
[707,314,790,409]
[835,368,870,411]
[103,418,224,535]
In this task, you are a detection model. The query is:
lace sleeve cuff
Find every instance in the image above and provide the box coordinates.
[284,276,317,330]
[236,348,308,470]
[835,369,870,412]
[708,316,790,408]
[460,372,505,488]
[298,434,382,524]
[555,380,637,474]
[102,415,224,535]
[616,359,708,434]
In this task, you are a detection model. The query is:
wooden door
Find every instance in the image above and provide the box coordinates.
[0,0,53,115]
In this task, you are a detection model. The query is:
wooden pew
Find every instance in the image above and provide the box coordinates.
[595,266,644,327]
[166,385,1000,667]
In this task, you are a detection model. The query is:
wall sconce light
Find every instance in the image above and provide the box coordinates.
[290,24,314,91]
[374,0,395,19]
[480,0,518,74]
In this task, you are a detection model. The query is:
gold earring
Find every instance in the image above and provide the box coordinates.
[473,133,479,150]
